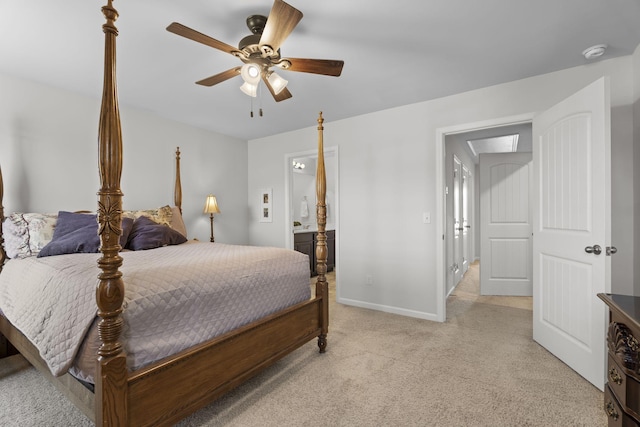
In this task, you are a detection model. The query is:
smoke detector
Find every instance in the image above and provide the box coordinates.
[582,44,607,60]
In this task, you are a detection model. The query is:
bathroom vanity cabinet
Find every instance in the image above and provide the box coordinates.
[294,230,335,276]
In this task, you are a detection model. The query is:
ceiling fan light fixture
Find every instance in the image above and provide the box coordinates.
[267,71,288,95]
[167,0,344,105]
[240,63,261,84]
[240,81,258,97]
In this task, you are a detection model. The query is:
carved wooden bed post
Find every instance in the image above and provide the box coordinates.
[174,147,182,213]
[315,112,329,352]
[95,1,127,425]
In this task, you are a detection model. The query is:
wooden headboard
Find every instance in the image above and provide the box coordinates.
[174,147,182,213]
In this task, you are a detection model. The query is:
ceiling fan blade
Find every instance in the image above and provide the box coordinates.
[262,74,293,102]
[274,87,293,102]
[283,58,344,77]
[196,67,241,86]
[259,0,303,53]
[167,22,238,55]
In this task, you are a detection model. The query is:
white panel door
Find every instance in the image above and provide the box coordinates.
[452,156,462,285]
[461,165,470,275]
[480,153,533,296]
[532,77,610,390]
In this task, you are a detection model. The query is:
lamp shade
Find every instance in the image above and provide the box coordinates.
[239,81,258,97]
[267,71,288,95]
[203,195,220,214]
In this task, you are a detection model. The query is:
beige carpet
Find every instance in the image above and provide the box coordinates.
[0,267,606,426]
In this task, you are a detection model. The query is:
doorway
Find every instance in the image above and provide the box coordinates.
[436,114,535,322]
[437,78,611,390]
[443,122,533,301]
[284,147,340,289]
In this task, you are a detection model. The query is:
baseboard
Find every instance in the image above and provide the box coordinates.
[336,297,440,322]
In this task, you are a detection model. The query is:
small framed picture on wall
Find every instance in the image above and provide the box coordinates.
[259,188,272,222]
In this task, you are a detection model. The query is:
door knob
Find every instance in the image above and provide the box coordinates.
[607,246,618,256]
[585,245,602,255]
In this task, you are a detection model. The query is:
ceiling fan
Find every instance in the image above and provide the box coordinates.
[166,0,344,103]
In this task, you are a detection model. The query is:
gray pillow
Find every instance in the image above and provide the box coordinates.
[38,211,133,257]
[126,215,187,251]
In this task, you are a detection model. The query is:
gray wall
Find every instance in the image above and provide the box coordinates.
[248,54,637,320]
[0,72,250,244]
[1,46,638,321]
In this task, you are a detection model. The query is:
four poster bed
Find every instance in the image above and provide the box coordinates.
[0,2,330,426]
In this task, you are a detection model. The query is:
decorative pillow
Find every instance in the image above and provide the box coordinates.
[121,217,134,247]
[123,205,173,227]
[126,215,187,251]
[170,206,187,237]
[3,212,58,258]
[37,211,134,258]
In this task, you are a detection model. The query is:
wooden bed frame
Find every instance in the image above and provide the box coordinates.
[0,2,329,425]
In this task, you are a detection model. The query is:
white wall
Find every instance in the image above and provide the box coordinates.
[0,72,249,244]
[1,51,636,318]
[248,55,636,318]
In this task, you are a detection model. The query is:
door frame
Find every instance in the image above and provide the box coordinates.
[284,146,340,291]
[435,113,534,322]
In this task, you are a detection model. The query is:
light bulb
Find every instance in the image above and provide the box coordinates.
[241,63,261,85]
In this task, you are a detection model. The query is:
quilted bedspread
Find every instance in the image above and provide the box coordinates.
[0,241,311,378]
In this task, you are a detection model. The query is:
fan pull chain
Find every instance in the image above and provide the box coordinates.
[259,83,263,117]
[248,83,264,118]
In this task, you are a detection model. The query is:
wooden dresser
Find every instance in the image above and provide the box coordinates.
[598,293,640,426]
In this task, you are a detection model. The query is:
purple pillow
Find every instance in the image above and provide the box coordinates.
[126,215,187,251]
[38,211,134,257]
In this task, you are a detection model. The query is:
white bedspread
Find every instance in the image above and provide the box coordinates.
[0,241,310,378]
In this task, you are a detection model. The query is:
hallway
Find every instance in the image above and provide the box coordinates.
[448,261,533,311]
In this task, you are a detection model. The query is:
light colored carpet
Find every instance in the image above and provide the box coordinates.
[0,267,606,426]
[449,261,533,311]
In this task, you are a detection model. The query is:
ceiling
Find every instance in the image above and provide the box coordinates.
[1,1,639,141]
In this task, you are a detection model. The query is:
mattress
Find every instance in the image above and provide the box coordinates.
[0,241,311,383]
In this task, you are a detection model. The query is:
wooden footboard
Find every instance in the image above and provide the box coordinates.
[1,294,325,426]
[127,297,324,426]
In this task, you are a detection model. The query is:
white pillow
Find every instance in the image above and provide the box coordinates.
[123,205,173,227]
[121,205,187,237]
[3,212,58,258]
